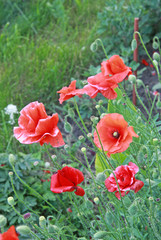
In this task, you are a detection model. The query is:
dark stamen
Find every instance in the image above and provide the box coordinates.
[113,131,120,139]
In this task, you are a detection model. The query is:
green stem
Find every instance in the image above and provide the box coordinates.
[44,144,61,169]
[11,164,59,213]
[148,95,157,122]
[95,38,108,59]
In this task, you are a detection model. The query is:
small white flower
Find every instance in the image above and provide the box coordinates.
[4,104,18,125]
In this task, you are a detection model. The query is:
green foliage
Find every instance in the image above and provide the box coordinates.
[97,0,161,59]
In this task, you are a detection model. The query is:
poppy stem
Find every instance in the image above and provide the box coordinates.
[44,144,61,169]
[95,38,109,59]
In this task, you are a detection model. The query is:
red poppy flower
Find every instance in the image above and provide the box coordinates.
[14,101,65,148]
[94,113,139,157]
[50,166,85,196]
[141,59,149,66]
[101,55,132,83]
[57,80,82,104]
[105,162,144,200]
[0,226,19,240]
[81,72,118,99]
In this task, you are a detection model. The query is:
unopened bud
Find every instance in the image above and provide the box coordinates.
[128,74,136,84]
[39,216,46,228]
[93,197,99,205]
[90,116,98,124]
[100,113,107,119]
[136,79,143,88]
[0,215,7,227]
[33,161,39,166]
[64,121,72,133]
[152,41,159,49]
[9,171,13,176]
[149,197,154,201]
[153,60,158,67]
[48,225,59,233]
[81,147,86,153]
[9,154,15,165]
[16,225,31,235]
[67,208,72,213]
[87,133,92,138]
[95,105,100,109]
[68,108,75,118]
[98,100,103,105]
[23,213,31,220]
[7,196,15,206]
[96,172,106,182]
[64,144,70,151]
[153,138,158,145]
[153,52,160,62]
[51,155,57,160]
[90,41,98,52]
[93,231,108,239]
[131,39,137,51]
[78,135,85,142]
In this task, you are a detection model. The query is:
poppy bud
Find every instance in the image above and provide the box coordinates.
[149,197,154,201]
[16,225,31,235]
[128,74,136,84]
[136,79,143,88]
[98,100,103,105]
[96,172,106,182]
[64,144,70,151]
[64,121,72,133]
[39,216,46,228]
[90,41,98,52]
[51,155,57,160]
[0,215,7,227]
[131,39,137,51]
[78,135,85,142]
[153,138,158,145]
[81,147,86,153]
[87,133,93,138]
[93,231,108,239]
[45,162,50,168]
[100,113,107,119]
[9,154,15,165]
[68,108,75,118]
[95,105,100,109]
[152,41,159,49]
[153,60,158,68]
[7,196,15,206]
[8,171,13,176]
[153,52,160,62]
[23,213,31,220]
[93,197,99,205]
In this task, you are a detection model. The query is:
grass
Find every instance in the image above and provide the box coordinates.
[0,0,105,152]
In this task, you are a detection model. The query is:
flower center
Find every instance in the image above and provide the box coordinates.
[113,131,120,139]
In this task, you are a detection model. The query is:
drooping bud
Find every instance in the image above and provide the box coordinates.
[78,135,85,142]
[7,196,15,206]
[136,79,143,88]
[68,108,75,118]
[152,41,159,50]
[131,39,137,51]
[9,154,15,165]
[0,215,7,227]
[64,121,72,133]
[90,41,98,52]
[93,231,108,239]
[128,74,136,84]
[96,172,106,182]
[16,225,31,235]
[153,52,160,62]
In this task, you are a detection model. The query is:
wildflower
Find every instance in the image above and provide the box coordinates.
[141,59,149,66]
[67,208,72,213]
[50,166,85,196]
[101,55,132,83]
[105,162,144,200]
[0,226,19,240]
[94,113,139,157]
[14,101,65,148]
[57,80,81,104]
[4,104,18,125]
[153,91,159,96]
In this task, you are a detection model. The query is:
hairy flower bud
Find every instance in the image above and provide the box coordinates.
[153,52,160,62]
[64,121,72,133]
[9,154,15,165]
[128,74,136,84]
[93,197,99,205]
[39,216,46,228]
[16,225,31,235]
[96,172,106,182]
[78,135,85,142]
[131,39,137,51]
[23,213,31,220]
[136,79,143,88]
[48,224,59,233]
[81,147,86,153]
[0,215,7,227]
[7,196,15,206]
[152,41,159,50]
[68,108,75,118]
